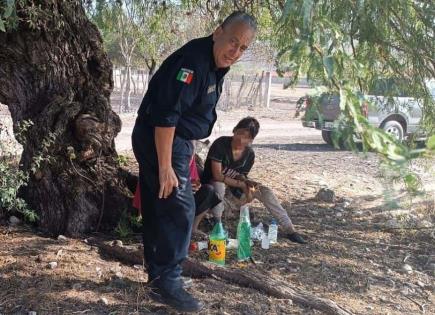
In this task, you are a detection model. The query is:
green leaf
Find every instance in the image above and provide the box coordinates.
[281,0,295,20]
[4,0,15,19]
[323,55,334,79]
[427,135,435,150]
[302,0,313,30]
[339,87,347,111]
[0,18,5,32]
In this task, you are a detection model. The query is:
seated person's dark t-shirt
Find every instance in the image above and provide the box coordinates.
[201,136,255,198]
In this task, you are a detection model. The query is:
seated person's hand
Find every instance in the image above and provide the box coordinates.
[191,179,201,192]
[242,182,255,203]
[245,179,259,190]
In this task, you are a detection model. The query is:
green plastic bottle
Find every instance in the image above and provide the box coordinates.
[208,219,226,265]
[237,205,251,261]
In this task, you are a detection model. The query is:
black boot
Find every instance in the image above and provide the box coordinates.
[150,280,204,313]
[286,232,307,244]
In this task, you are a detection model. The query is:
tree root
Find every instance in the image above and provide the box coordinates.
[88,238,354,315]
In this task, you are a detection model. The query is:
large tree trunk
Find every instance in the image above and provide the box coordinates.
[0,1,132,236]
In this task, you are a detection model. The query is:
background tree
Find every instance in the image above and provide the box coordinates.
[274,0,434,191]
[0,0,132,235]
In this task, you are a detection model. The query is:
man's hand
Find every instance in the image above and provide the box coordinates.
[158,167,179,199]
[191,179,201,192]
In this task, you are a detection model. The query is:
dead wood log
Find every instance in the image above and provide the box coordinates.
[88,239,354,315]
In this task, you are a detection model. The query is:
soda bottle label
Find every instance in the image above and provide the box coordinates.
[209,239,226,264]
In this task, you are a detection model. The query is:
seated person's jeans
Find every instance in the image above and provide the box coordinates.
[209,181,295,233]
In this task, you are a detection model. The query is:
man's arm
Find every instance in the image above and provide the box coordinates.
[155,127,179,199]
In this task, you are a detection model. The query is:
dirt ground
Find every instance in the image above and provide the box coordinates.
[1,88,434,315]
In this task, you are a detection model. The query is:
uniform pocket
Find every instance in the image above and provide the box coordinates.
[172,135,193,157]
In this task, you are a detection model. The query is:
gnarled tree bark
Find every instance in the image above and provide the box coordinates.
[0,0,132,235]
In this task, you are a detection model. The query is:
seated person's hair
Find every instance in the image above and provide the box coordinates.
[233,116,260,139]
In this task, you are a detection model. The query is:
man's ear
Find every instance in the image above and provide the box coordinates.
[213,26,224,41]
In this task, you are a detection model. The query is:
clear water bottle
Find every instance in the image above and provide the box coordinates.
[261,230,270,249]
[237,204,251,261]
[268,219,278,244]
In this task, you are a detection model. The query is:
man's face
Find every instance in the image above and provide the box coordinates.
[212,21,255,69]
[232,129,253,150]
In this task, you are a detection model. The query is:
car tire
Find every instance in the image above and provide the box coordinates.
[321,130,333,145]
[382,120,404,141]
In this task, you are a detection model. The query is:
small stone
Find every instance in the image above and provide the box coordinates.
[113,240,123,247]
[315,188,335,203]
[416,281,425,288]
[28,312,37,315]
[100,297,109,305]
[72,283,82,290]
[379,296,388,302]
[366,305,374,310]
[336,212,343,218]
[400,287,410,295]
[133,264,143,270]
[401,264,413,274]
[114,271,123,278]
[9,216,21,226]
[416,220,432,229]
[96,267,102,278]
[386,219,400,229]
[48,262,58,269]
[57,235,68,241]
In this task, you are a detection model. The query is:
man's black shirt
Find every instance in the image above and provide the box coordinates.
[138,35,229,140]
[202,136,255,198]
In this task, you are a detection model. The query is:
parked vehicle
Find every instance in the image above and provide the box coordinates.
[301,80,434,144]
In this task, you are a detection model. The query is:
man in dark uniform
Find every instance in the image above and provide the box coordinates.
[132,11,257,312]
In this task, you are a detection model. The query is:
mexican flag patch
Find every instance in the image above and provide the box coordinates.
[176,68,194,84]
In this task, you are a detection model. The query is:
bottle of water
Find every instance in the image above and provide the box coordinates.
[261,229,270,249]
[268,219,278,244]
[237,205,251,261]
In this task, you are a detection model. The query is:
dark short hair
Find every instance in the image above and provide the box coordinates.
[233,117,260,139]
[221,11,257,32]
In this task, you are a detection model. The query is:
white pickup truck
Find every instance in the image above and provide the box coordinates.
[301,80,434,144]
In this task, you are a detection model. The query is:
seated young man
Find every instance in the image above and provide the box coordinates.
[134,153,220,237]
[201,117,306,244]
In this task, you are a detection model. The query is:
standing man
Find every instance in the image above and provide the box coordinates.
[132,11,256,312]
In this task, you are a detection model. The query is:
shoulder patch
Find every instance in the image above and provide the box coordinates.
[176,68,194,84]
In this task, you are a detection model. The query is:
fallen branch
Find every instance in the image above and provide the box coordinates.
[87,238,354,315]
